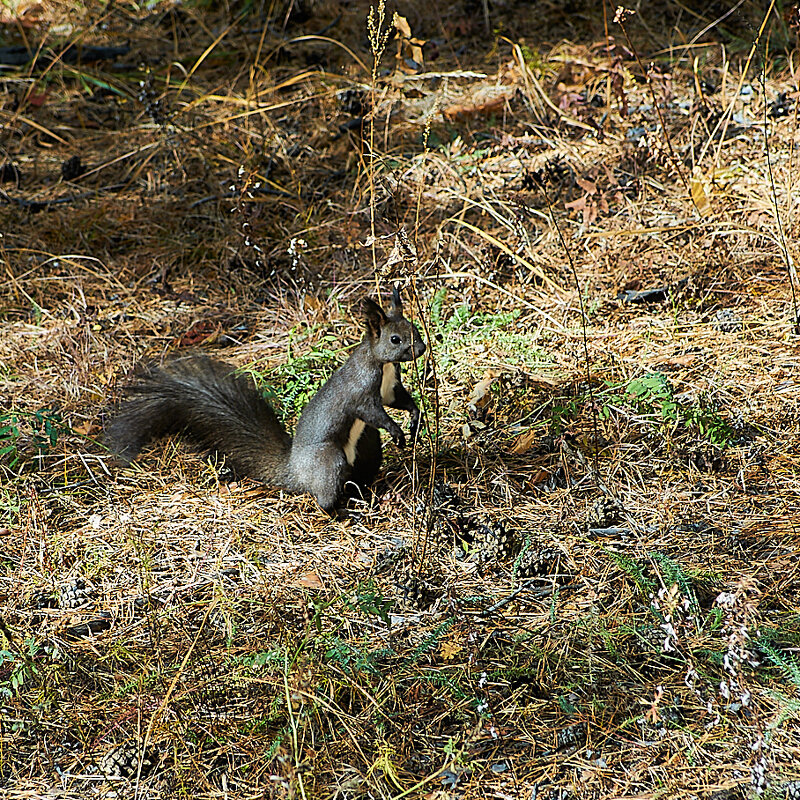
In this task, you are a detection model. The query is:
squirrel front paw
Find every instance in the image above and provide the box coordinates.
[390,426,406,448]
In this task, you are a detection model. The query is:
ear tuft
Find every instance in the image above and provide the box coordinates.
[391,284,403,315]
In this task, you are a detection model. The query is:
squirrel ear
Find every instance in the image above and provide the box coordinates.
[361,298,387,337]
[390,284,403,316]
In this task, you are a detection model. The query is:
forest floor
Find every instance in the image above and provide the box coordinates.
[1,1,799,798]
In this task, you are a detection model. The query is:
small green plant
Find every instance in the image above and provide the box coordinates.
[519,43,548,72]
[604,549,656,596]
[431,288,555,380]
[322,636,393,676]
[0,487,21,527]
[403,618,456,665]
[650,551,698,611]
[758,638,800,689]
[342,580,394,626]
[684,402,736,447]
[246,330,344,422]
[304,581,394,645]
[548,395,583,435]
[0,639,41,696]
[238,648,286,671]
[0,409,64,471]
[601,373,737,447]
[603,372,677,421]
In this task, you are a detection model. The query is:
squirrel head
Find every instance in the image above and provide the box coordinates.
[362,286,425,364]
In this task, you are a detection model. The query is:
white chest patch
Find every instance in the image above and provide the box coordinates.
[381,363,397,404]
[343,419,366,465]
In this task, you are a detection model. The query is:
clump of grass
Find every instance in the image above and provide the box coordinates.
[0,408,64,473]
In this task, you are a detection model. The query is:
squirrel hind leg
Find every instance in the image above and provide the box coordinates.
[288,443,348,513]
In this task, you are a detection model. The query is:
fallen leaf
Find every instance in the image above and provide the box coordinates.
[510,428,538,454]
[177,320,221,347]
[690,166,711,217]
[303,294,324,312]
[575,176,597,194]
[467,370,499,411]
[393,12,412,38]
[440,638,462,660]
[529,468,551,485]
[393,13,425,72]
[296,572,324,589]
[654,353,699,367]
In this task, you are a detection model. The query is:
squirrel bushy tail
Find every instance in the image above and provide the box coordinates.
[107,356,292,484]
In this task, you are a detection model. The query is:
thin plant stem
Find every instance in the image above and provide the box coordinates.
[759,50,799,333]
[541,179,600,477]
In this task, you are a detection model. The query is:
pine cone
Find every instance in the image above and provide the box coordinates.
[587,497,625,529]
[516,540,560,578]
[59,579,94,609]
[394,571,438,611]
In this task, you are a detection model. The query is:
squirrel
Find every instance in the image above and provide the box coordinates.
[107,286,426,513]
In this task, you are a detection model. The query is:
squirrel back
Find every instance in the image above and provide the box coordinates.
[107,288,425,512]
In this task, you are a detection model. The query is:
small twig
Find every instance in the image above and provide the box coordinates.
[0,183,127,211]
[479,580,554,616]
[614,8,693,203]
[536,170,601,477]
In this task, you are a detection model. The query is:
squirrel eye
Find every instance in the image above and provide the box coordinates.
[390,334,402,344]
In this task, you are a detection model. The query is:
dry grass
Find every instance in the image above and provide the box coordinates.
[1,1,800,798]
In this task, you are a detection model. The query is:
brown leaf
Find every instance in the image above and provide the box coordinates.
[529,468,551,485]
[296,572,324,589]
[440,637,462,660]
[393,12,412,38]
[177,320,221,347]
[690,167,711,217]
[575,176,597,194]
[303,295,324,312]
[467,370,499,411]
[654,353,699,367]
[510,428,538,454]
